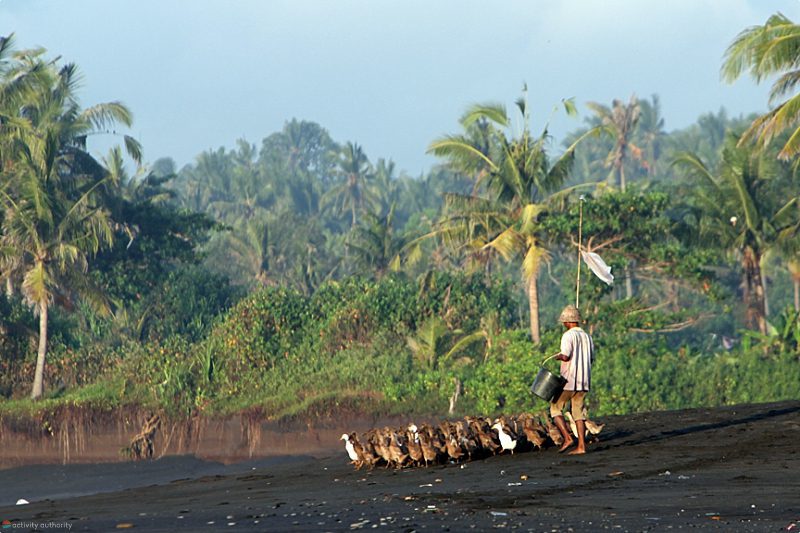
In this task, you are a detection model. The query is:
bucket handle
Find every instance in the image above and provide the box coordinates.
[540,353,561,365]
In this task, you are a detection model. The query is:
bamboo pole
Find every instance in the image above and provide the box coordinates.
[576,196,584,309]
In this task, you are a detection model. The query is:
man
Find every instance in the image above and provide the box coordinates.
[551,304,594,455]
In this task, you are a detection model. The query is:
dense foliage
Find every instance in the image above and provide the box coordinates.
[1,20,799,423]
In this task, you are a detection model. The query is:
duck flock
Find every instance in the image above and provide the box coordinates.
[340,411,604,469]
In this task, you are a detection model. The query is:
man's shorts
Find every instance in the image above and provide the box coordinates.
[550,390,588,421]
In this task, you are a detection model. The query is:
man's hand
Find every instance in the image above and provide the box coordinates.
[555,353,569,362]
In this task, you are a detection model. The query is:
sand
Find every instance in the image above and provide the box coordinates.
[0,400,798,532]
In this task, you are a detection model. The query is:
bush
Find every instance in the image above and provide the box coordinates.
[142,265,240,343]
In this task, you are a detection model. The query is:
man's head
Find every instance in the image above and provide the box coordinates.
[558,304,581,328]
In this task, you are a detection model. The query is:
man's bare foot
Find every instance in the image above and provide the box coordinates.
[567,448,586,455]
[558,439,574,452]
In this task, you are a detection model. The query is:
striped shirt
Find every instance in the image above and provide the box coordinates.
[560,326,594,391]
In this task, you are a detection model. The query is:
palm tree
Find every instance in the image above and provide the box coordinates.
[722,13,800,159]
[673,133,800,334]
[324,142,376,227]
[373,158,403,217]
[259,119,338,184]
[346,204,405,278]
[586,95,642,192]
[424,93,593,342]
[636,95,666,177]
[0,49,137,399]
[406,316,487,371]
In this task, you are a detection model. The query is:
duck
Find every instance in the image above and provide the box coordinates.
[358,434,380,469]
[491,422,518,454]
[565,413,605,441]
[543,416,564,446]
[388,432,410,468]
[405,425,424,466]
[340,433,360,467]
[445,434,465,462]
[519,416,547,449]
[585,419,605,436]
[417,430,439,466]
[469,418,500,454]
[454,421,479,459]
[367,429,392,466]
[428,427,447,455]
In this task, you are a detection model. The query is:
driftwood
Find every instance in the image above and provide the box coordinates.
[123,413,161,460]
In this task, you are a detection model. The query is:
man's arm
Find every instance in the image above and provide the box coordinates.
[557,331,574,362]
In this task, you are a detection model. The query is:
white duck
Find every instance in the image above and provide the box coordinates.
[340,433,358,463]
[491,422,517,454]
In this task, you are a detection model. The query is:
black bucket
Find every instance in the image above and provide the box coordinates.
[530,367,567,402]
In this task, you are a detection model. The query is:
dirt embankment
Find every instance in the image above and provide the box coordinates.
[0,405,397,469]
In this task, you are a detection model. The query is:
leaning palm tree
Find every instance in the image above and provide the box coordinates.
[673,133,800,334]
[422,92,596,342]
[722,13,800,159]
[0,49,138,399]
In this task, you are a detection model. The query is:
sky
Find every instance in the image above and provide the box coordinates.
[2,0,797,176]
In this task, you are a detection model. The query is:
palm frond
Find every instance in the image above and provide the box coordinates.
[80,101,134,131]
[123,135,143,165]
[21,260,49,303]
[460,103,508,129]
[442,331,487,365]
[731,168,761,232]
[768,69,800,103]
[482,227,522,261]
[521,242,546,280]
[670,152,719,192]
[519,202,546,235]
[427,135,498,172]
[772,196,799,228]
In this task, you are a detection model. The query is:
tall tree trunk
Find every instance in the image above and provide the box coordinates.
[742,247,767,335]
[527,273,540,343]
[448,377,461,415]
[789,260,800,312]
[4,277,12,298]
[624,264,633,299]
[794,277,799,312]
[30,300,48,400]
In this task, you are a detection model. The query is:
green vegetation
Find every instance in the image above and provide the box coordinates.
[1,17,800,427]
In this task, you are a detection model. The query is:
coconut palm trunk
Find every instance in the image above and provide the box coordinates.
[30,299,48,399]
[789,259,800,311]
[795,278,800,312]
[742,246,767,335]
[624,265,634,299]
[527,273,540,343]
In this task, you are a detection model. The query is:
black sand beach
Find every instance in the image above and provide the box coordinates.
[1,400,798,532]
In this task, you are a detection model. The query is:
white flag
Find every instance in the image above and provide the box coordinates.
[581,251,614,285]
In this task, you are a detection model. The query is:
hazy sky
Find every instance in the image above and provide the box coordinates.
[2,0,797,175]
